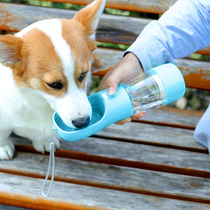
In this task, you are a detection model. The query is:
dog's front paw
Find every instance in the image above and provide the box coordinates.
[32,136,60,154]
[0,141,15,160]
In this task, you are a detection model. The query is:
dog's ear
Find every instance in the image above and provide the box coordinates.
[73,0,106,40]
[0,34,23,68]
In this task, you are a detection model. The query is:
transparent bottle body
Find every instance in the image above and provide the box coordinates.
[125,72,166,113]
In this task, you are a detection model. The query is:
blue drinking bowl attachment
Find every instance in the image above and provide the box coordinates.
[53,84,134,142]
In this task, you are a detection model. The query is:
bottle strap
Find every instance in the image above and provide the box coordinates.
[41,141,55,197]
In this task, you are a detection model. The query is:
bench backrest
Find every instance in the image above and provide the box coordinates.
[0,0,209,90]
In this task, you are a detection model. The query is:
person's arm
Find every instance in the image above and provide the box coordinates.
[127,0,210,72]
[98,0,210,123]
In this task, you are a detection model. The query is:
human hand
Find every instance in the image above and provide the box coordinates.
[97,52,145,125]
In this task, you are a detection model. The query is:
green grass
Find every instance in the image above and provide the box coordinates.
[190,53,210,61]
[97,42,129,50]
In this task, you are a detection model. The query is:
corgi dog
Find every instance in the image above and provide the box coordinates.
[0,0,106,160]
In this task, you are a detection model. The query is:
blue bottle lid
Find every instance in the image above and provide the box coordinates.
[150,63,186,105]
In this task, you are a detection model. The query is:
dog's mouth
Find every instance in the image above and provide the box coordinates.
[56,110,92,129]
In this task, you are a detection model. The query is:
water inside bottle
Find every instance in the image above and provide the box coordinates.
[125,73,165,113]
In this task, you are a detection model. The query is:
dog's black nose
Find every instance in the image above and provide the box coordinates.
[72,116,90,128]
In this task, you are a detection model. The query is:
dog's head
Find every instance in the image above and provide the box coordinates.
[0,0,106,128]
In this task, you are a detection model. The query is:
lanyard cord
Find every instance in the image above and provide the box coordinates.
[41,141,55,197]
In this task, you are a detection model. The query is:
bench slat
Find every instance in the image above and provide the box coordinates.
[0,2,76,32]
[0,172,145,210]
[0,2,150,46]
[2,172,209,209]
[1,151,210,203]
[138,107,203,129]
[11,135,210,175]
[40,0,176,14]
[93,48,210,90]
[96,122,206,152]
[57,137,210,175]
[96,15,210,56]
[0,2,209,57]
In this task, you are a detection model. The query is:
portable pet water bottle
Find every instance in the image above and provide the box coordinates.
[53,63,186,141]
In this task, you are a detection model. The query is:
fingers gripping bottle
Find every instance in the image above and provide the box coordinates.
[53,63,186,141]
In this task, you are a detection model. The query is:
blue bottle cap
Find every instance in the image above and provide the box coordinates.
[150,63,186,105]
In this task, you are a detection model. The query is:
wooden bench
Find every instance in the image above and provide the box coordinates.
[0,0,210,209]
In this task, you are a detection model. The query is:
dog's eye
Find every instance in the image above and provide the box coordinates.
[79,72,87,83]
[47,82,63,90]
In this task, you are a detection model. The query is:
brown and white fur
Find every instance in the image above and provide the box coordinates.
[0,0,106,160]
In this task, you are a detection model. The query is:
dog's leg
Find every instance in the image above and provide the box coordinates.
[0,128,14,160]
[32,135,60,154]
